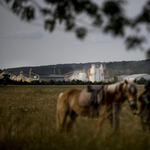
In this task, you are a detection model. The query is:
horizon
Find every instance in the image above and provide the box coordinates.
[2,59,148,70]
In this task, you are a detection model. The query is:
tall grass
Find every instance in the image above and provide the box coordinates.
[0,85,149,150]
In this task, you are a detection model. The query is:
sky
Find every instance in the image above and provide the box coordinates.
[0,0,148,70]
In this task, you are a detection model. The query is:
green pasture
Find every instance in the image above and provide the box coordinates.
[0,85,149,150]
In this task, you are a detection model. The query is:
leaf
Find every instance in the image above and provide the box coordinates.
[21,6,35,21]
[102,0,125,16]
[11,1,23,15]
[65,15,75,31]
[5,0,12,3]
[41,8,51,15]
[75,27,87,39]
[44,19,56,32]
[92,14,103,27]
[146,49,150,59]
[125,36,146,50]
[134,1,150,25]
[103,16,128,37]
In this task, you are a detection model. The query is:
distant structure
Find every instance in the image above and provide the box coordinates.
[1,65,109,83]
[15,71,30,82]
[29,69,40,82]
[124,74,150,81]
[0,71,30,82]
[29,69,65,82]
[117,75,129,81]
[39,74,65,82]
[0,69,65,82]
[79,73,87,81]
[68,70,88,81]
[28,69,65,82]
[103,64,109,80]
[69,71,80,81]
[88,64,105,82]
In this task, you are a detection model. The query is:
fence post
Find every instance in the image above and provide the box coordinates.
[112,102,119,130]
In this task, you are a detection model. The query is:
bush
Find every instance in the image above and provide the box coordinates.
[137,77,147,84]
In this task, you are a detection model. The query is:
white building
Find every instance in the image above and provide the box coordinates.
[124,74,150,81]
[89,64,104,82]
[79,73,87,81]
[69,71,88,81]
[69,71,79,81]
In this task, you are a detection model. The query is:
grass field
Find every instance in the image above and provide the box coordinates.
[0,85,150,150]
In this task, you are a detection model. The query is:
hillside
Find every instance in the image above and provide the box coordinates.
[3,59,150,78]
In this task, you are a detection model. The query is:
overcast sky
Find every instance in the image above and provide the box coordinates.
[0,0,148,70]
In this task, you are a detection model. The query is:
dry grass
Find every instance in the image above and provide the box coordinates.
[0,85,150,150]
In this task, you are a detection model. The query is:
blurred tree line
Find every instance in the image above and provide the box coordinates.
[0,73,115,85]
[0,76,114,86]
[3,60,150,77]
[0,73,149,86]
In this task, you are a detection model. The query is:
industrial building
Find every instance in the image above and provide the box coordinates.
[88,64,105,82]
[117,75,129,81]
[68,70,88,81]
[28,68,65,82]
[124,74,150,81]
[0,71,30,82]
[15,71,30,82]
[0,69,65,82]
[1,65,108,83]
[39,74,65,82]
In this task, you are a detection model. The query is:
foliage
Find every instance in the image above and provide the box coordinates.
[136,77,150,84]
[4,60,150,78]
[1,76,149,86]
[113,76,118,82]
[1,0,150,58]
[1,74,10,85]
[0,78,115,85]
